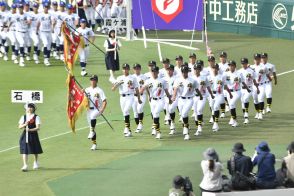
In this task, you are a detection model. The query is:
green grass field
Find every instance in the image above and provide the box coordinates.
[0,31,294,196]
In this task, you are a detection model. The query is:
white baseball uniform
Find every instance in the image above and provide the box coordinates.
[250,63,269,103]
[263,62,276,99]
[77,26,94,63]
[239,67,257,105]
[132,73,147,118]
[192,74,209,117]
[208,73,226,112]
[38,12,53,50]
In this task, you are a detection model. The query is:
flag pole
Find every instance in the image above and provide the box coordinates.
[73,77,115,131]
[60,19,106,55]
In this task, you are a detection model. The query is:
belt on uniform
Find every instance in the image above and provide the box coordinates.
[181,96,193,99]
[89,107,95,110]
[260,81,270,85]
[17,31,26,33]
[121,94,131,97]
[85,44,89,47]
[87,5,91,7]
[152,97,162,100]
[212,91,217,94]
[134,93,143,96]
[229,89,240,92]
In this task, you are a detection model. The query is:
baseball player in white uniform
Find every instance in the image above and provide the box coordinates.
[250,54,271,120]
[223,60,250,127]
[140,66,172,139]
[261,53,277,113]
[30,2,41,64]
[131,63,147,133]
[112,63,142,137]
[85,75,107,150]
[218,51,229,117]
[84,0,97,29]
[0,2,10,61]
[192,60,214,136]
[64,4,79,28]
[174,55,184,76]
[50,1,60,59]
[172,65,202,140]
[7,3,18,63]
[77,18,95,76]
[208,64,230,132]
[37,2,53,66]
[12,3,31,67]
[239,58,260,124]
[162,64,178,135]
[188,53,197,72]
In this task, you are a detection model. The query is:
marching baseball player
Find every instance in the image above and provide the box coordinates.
[223,60,250,127]
[85,75,107,150]
[30,2,41,64]
[7,3,18,63]
[0,2,9,61]
[172,65,202,140]
[84,0,97,29]
[208,64,230,132]
[188,53,197,72]
[11,3,31,67]
[144,60,157,80]
[77,18,95,76]
[174,55,184,75]
[250,54,270,120]
[132,63,147,133]
[50,1,60,60]
[64,4,79,28]
[112,63,142,137]
[218,51,229,117]
[261,53,277,113]
[140,66,172,139]
[37,2,53,66]
[192,60,214,136]
[23,1,32,61]
[162,64,178,135]
[239,58,260,124]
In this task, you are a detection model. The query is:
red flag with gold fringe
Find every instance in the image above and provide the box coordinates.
[67,75,88,132]
[62,23,84,73]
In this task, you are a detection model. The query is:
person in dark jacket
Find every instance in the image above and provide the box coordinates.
[227,143,254,190]
[252,141,277,189]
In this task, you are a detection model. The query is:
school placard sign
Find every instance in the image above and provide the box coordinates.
[206,0,294,40]
[11,90,43,103]
[132,0,204,30]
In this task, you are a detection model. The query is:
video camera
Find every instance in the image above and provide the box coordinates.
[183,177,193,196]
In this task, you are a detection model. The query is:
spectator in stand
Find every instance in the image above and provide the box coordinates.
[199,148,223,195]
[252,141,277,189]
[227,143,254,190]
[276,141,294,187]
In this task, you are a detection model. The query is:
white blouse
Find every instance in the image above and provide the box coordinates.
[199,160,223,191]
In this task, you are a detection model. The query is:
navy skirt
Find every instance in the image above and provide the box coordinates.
[19,130,43,154]
[105,51,120,71]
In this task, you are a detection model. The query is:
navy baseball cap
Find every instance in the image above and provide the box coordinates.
[11,3,17,8]
[60,1,66,7]
[254,53,261,59]
[18,3,24,8]
[80,18,87,23]
[261,53,268,58]
[0,2,4,6]
[43,2,50,7]
[175,55,183,60]
[122,63,130,69]
[241,58,249,64]
[24,1,30,6]
[90,75,98,81]
[208,56,215,61]
[133,63,141,69]
[166,64,174,70]
[196,60,204,66]
[33,2,39,8]
[162,58,170,64]
[52,1,58,6]
[181,65,190,72]
[228,60,236,66]
[67,3,73,9]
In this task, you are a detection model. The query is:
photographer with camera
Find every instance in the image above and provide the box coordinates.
[169,175,195,196]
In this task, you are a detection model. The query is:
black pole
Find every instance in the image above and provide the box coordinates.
[88,1,104,22]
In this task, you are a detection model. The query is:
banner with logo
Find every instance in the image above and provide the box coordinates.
[206,0,294,40]
[132,0,204,30]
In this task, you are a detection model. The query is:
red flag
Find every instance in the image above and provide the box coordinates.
[67,75,88,132]
[62,23,84,74]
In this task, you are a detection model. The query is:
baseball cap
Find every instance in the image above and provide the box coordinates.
[241,58,248,64]
[90,75,98,81]
[166,64,174,70]
[24,1,30,6]
[212,63,219,69]
[133,63,141,69]
[0,2,4,6]
[11,3,17,9]
[196,60,204,66]
[194,64,202,70]
[254,53,261,59]
[52,1,58,6]
[60,1,66,7]
[208,56,215,62]
[261,53,268,58]
[122,63,130,69]
[228,60,236,66]
[67,3,73,9]
[189,53,196,58]
[219,51,227,58]
[18,3,24,8]
[181,65,190,72]
[33,2,39,8]
[175,55,183,61]
[80,18,87,23]
[151,66,159,72]
[162,58,170,64]
[43,2,50,7]
[148,60,156,66]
